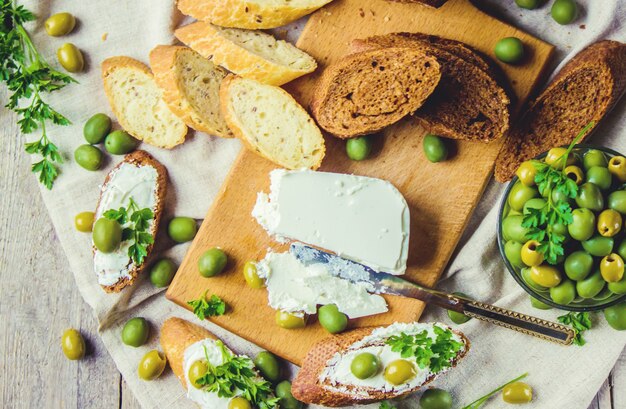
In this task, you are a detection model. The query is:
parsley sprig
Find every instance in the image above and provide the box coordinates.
[379,402,398,409]
[521,122,595,264]
[558,311,592,346]
[385,326,464,374]
[1,0,76,188]
[188,291,227,320]
[103,197,154,265]
[196,342,279,409]
[461,373,528,409]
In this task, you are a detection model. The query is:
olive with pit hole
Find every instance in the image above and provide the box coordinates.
[61,328,85,360]
[275,311,306,329]
[521,240,544,267]
[74,211,95,232]
[243,261,265,289]
[576,182,604,211]
[604,303,626,330]
[587,166,612,190]
[516,161,537,187]
[582,236,614,257]
[600,253,625,283]
[74,144,103,171]
[150,258,176,288]
[550,279,576,305]
[121,317,149,347]
[508,182,538,212]
[105,130,138,155]
[318,304,348,334]
[188,360,208,388]
[568,208,596,241]
[504,241,524,268]
[57,43,84,73]
[275,381,303,409]
[564,165,584,185]
[198,248,227,278]
[45,12,76,37]
[502,381,533,404]
[609,191,626,214]
[577,270,606,298]
[254,351,281,383]
[84,113,112,144]
[138,350,167,381]
[530,296,552,310]
[598,209,622,237]
[609,156,626,182]
[384,359,416,385]
[350,352,380,380]
[564,251,593,281]
[584,149,608,170]
[420,388,453,409]
[93,217,122,253]
[529,265,561,288]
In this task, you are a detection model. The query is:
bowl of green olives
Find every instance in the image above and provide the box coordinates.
[497,145,626,311]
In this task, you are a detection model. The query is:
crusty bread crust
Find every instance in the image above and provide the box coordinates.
[94,150,168,293]
[161,318,218,387]
[177,0,333,29]
[292,325,470,407]
[386,0,447,7]
[175,22,316,87]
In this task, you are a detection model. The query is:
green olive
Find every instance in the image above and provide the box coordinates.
[346,136,373,161]
[502,381,533,404]
[598,209,622,237]
[564,251,593,281]
[576,182,604,211]
[577,269,606,298]
[253,351,281,382]
[564,165,584,185]
[74,144,103,171]
[229,397,252,409]
[568,208,596,241]
[423,134,449,163]
[188,359,209,388]
[168,217,198,243]
[549,221,571,243]
[105,130,139,155]
[521,240,544,267]
[609,156,626,182]
[550,279,576,305]
[45,12,76,37]
[243,261,265,289]
[582,236,614,257]
[84,113,112,144]
[494,37,525,64]
[275,381,303,409]
[275,311,306,329]
[522,198,547,215]
[545,147,575,169]
[529,265,561,288]
[551,0,578,24]
[121,317,150,347]
[521,267,548,292]
[508,182,539,212]
[447,292,472,324]
[530,296,552,310]
[74,211,95,232]
[586,166,612,190]
[618,240,626,260]
[600,253,625,283]
[318,304,348,334]
[384,359,416,385]
[198,248,228,277]
[504,241,524,268]
[138,350,167,381]
[93,217,122,253]
[515,0,542,9]
[609,191,626,214]
[61,328,86,360]
[604,303,626,330]
[551,188,571,205]
[584,149,608,170]
[57,43,84,73]
[502,215,531,242]
[516,161,538,187]
[420,388,453,409]
[150,258,177,288]
[608,273,626,294]
[350,352,380,380]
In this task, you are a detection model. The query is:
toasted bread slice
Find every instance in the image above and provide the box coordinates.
[101,57,188,148]
[292,322,470,407]
[94,151,167,293]
[220,76,326,169]
[311,48,441,138]
[387,0,447,7]
[150,45,233,138]
[352,34,511,142]
[495,40,626,182]
[177,0,334,29]
[175,22,317,86]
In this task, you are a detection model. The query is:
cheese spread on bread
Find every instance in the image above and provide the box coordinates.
[93,162,157,286]
[253,169,410,275]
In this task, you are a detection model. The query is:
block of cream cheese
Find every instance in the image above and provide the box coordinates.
[252,169,410,275]
[256,249,388,318]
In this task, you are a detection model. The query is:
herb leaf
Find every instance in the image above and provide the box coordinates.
[558,312,592,346]
[188,291,227,320]
[379,402,397,409]
[103,197,153,265]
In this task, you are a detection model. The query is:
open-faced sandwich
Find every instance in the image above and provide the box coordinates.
[161,317,279,409]
[292,322,470,407]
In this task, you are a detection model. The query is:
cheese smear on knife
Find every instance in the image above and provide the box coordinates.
[252,169,410,275]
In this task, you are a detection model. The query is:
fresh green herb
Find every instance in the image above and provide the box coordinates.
[558,311,592,346]
[1,0,76,189]
[103,197,154,265]
[522,122,595,264]
[461,373,528,409]
[187,291,227,320]
[196,341,280,409]
[385,326,464,374]
[379,402,397,409]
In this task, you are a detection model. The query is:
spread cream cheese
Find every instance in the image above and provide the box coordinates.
[252,169,410,275]
[93,162,158,286]
[319,323,465,396]
[256,250,388,318]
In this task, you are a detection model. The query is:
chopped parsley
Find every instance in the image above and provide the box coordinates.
[558,311,592,346]
[188,291,227,320]
[103,197,154,265]
[379,402,398,409]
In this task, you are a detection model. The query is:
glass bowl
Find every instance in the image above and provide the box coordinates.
[497,145,626,312]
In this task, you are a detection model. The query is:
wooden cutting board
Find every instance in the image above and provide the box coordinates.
[167,0,554,365]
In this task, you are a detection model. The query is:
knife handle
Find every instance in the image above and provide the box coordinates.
[462,300,575,345]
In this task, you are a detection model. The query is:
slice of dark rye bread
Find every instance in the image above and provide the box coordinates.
[311,48,442,138]
[351,33,511,142]
[495,40,626,182]
[94,151,167,293]
[292,325,470,407]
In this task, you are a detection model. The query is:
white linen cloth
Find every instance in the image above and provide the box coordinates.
[19,0,626,407]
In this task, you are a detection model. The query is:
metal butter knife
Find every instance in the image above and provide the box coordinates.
[290,243,575,346]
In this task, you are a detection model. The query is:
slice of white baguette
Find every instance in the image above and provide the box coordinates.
[177,0,334,29]
[102,56,188,148]
[93,151,167,293]
[175,22,317,86]
[220,76,325,169]
[150,45,233,138]
[292,322,470,407]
